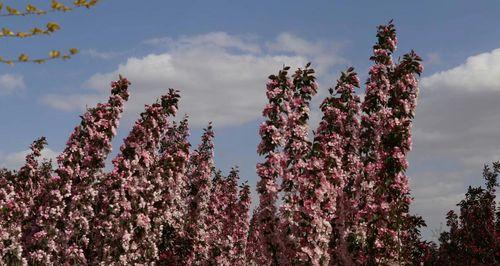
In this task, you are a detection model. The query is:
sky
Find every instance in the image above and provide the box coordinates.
[1,0,500,241]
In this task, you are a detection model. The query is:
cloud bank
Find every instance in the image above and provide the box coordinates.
[409,48,500,239]
[42,32,345,127]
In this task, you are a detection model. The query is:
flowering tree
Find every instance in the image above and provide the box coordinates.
[2,20,497,265]
[247,20,426,265]
[315,67,362,265]
[247,67,291,265]
[0,75,250,265]
[358,22,424,264]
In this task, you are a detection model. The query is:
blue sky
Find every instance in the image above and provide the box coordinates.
[1,0,500,240]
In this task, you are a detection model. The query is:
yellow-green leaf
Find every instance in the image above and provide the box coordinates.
[87,0,98,8]
[2,28,14,36]
[6,6,19,15]
[49,50,61,58]
[74,0,87,7]
[19,54,29,62]
[16,32,29,38]
[31,28,44,34]
[51,0,63,10]
[26,4,38,13]
[46,22,61,32]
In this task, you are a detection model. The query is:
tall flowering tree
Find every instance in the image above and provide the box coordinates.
[247,67,292,265]
[94,88,179,264]
[358,21,423,264]
[278,64,319,265]
[55,77,131,264]
[185,124,215,265]
[249,21,425,265]
[358,22,400,263]
[391,51,428,264]
[23,77,130,265]
[307,67,362,265]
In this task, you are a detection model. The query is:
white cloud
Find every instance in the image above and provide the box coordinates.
[409,48,500,239]
[0,74,25,95]
[42,32,345,128]
[415,48,500,164]
[422,48,500,92]
[0,148,59,170]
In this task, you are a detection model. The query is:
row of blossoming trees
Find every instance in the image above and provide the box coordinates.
[1,22,498,265]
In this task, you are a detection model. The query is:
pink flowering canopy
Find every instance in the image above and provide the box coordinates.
[1,21,498,265]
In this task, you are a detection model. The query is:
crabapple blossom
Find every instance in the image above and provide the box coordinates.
[3,21,490,266]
